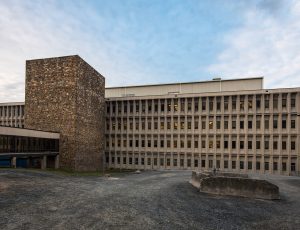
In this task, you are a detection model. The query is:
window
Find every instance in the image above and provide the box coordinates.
[256,141,260,149]
[273,162,278,171]
[291,97,296,108]
[224,97,229,111]
[282,97,287,108]
[232,161,236,169]
[248,99,253,110]
[240,161,244,169]
[173,159,177,167]
[256,161,260,170]
[240,120,244,129]
[256,120,261,129]
[224,140,228,149]
[216,160,220,169]
[224,160,228,169]
[160,140,164,148]
[248,141,252,149]
[209,140,213,149]
[167,140,171,148]
[273,96,278,109]
[187,100,192,112]
[248,120,252,129]
[160,101,165,112]
[232,141,236,149]
[202,99,206,111]
[282,162,287,171]
[264,98,269,109]
[154,140,158,148]
[248,161,252,170]
[216,140,220,149]
[209,121,213,129]
[166,158,170,166]
[232,121,236,129]
[187,140,191,148]
[202,140,206,148]
[201,160,206,168]
[291,141,296,150]
[240,98,244,111]
[291,163,296,172]
[256,98,261,109]
[194,99,198,112]
[273,141,278,150]
[264,119,269,129]
[194,121,199,129]
[264,162,269,171]
[264,141,269,150]
[187,159,191,167]
[282,141,286,150]
[291,120,296,129]
[232,99,236,110]
[282,119,286,129]
[194,140,198,148]
[194,159,198,167]
[209,160,213,168]
[160,158,164,166]
[240,141,244,149]
[273,119,278,129]
[224,120,228,129]
[209,99,213,111]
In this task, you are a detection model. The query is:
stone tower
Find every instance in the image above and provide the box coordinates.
[24,55,105,171]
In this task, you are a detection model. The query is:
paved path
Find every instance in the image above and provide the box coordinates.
[0,169,300,230]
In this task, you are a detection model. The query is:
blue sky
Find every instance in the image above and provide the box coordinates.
[0,0,300,102]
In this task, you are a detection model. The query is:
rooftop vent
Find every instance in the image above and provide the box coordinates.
[212,77,221,81]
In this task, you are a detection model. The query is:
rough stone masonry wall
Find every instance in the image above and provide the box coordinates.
[24,55,105,171]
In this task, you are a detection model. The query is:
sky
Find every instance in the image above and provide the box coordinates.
[0,0,300,102]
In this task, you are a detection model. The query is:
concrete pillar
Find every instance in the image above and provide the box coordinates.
[55,155,60,169]
[41,155,47,170]
[11,157,16,168]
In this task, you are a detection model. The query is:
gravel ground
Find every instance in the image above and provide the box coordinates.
[0,169,300,230]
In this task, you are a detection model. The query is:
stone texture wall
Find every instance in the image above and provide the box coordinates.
[24,55,105,171]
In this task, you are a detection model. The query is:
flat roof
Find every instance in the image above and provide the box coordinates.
[106,77,264,89]
[0,126,60,139]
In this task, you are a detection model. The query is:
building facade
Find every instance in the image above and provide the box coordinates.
[105,78,300,176]
[0,56,299,175]
[24,55,106,172]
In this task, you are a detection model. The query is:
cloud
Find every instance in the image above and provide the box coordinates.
[207,0,300,89]
[0,0,167,102]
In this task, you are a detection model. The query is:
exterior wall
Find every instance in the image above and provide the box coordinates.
[105,87,300,176]
[24,55,105,171]
[0,103,24,128]
[105,77,263,98]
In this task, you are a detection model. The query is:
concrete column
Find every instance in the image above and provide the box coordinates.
[11,157,16,168]
[41,155,47,170]
[55,155,60,169]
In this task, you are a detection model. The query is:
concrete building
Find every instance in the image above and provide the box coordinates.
[0,55,299,175]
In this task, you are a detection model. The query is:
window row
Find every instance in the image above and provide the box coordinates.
[0,106,24,117]
[106,117,297,131]
[106,155,297,172]
[106,138,298,151]
[106,93,297,114]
